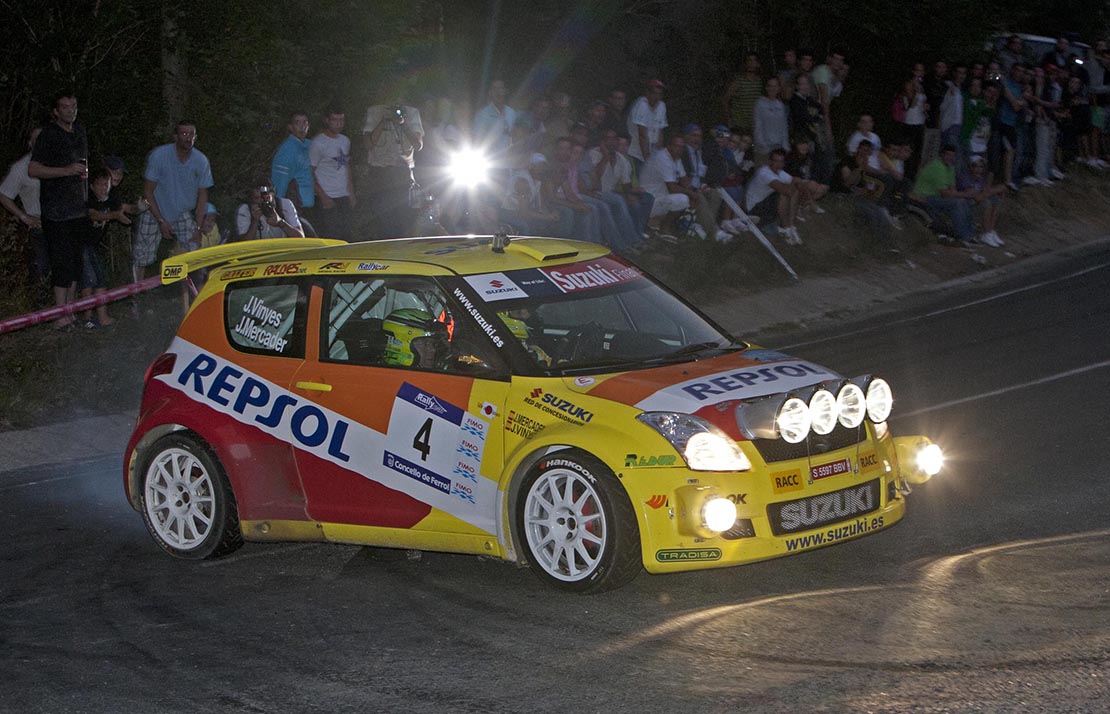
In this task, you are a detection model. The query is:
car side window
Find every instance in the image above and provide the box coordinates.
[322,277,504,377]
[224,281,306,358]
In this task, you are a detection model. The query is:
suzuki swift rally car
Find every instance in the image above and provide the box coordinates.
[125,235,943,593]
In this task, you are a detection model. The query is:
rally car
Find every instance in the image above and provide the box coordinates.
[124,235,943,593]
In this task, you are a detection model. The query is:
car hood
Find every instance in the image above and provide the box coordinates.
[575,348,840,413]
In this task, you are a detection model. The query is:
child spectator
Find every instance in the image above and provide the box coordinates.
[83,169,131,327]
[847,114,883,171]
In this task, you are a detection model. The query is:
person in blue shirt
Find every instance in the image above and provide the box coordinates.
[271,111,314,216]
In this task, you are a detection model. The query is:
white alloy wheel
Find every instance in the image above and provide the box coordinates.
[523,466,608,583]
[145,446,217,550]
[139,434,242,560]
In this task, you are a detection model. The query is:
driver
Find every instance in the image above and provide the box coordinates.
[498,307,552,366]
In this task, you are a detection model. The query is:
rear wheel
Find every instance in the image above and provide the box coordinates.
[139,433,242,560]
[517,451,641,593]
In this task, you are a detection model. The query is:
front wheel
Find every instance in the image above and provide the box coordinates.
[517,451,641,593]
[138,433,243,560]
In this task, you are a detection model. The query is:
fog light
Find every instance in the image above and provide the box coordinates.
[916,443,944,476]
[703,497,737,533]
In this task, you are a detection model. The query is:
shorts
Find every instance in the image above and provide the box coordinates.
[748,192,779,223]
[80,244,106,290]
[648,192,690,217]
[134,210,198,267]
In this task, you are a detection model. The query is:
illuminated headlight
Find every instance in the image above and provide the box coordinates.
[808,389,837,435]
[836,382,866,428]
[702,497,737,533]
[637,412,751,471]
[447,148,490,187]
[776,397,811,444]
[866,378,893,423]
[916,443,944,476]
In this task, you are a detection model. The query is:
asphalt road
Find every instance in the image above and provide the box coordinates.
[3,249,1110,713]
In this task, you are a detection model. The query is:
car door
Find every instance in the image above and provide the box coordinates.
[289,274,511,547]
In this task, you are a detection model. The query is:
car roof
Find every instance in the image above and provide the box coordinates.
[162,235,612,286]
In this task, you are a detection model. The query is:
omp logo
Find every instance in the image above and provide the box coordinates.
[414,392,448,416]
[489,279,504,288]
[263,262,303,276]
[646,495,668,509]
[530,388,543,399]
[162,265,183,279]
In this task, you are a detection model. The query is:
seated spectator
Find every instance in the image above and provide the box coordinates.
[679,123,728,240]
[551,137,638,253]
[832,141,900,253]
[640,133,691,235]
[753,77,790,163]
[911,144,977,245]
[846,114,883,171]
[744,148,801,244]
[956,154,1007,246]
[236,180,305,240]
[501,153,571,237]
[588,128,654,239]
[785,139,828,216]
[713,126,748,228]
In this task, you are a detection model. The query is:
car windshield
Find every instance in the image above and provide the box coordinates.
[467,256,739,375]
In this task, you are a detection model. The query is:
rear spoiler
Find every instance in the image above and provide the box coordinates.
[159,238,346,284]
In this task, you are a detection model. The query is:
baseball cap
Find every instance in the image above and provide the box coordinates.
[205,202,219,215]
[647,79,665,90]
[105,156,125,171]
[683,123,702,135]
[712,125,731,138]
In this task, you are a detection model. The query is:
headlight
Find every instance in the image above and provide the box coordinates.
[637,412,751,471]
[702,497,737,532]
[836,382,866,428]
[866,378,893,423]
[446,147,490,188]
[808,389,837,435]
[916,443,944,476]
[776,397,811,444]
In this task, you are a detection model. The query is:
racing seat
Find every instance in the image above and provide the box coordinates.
[333,318,387,364]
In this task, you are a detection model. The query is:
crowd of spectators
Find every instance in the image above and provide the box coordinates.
[3,33,1109,327]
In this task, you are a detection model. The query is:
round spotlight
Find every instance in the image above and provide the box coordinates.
[702,497,737,533]
[836,383,866,428]
[866,378,893,423]
[776,397,811,444]
[809,389,837,435]
[916,443,944,476]
[447,148,490,188]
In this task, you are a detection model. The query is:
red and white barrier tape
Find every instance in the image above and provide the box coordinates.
[0,276,163,335]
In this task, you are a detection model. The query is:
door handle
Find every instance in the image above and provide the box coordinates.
[295,380,333,392]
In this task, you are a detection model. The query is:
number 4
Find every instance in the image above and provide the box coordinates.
[413,418,433,461]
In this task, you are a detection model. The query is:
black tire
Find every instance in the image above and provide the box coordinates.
[138,433,243,560]
[516,450,641,593]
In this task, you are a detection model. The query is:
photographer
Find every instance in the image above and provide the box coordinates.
[362,99,423,238]
[235,180,304,240]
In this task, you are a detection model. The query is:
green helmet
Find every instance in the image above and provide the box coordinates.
[499,312,531,340]
[382,308,435,366]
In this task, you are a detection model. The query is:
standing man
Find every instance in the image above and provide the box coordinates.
[626,79,668,173]
[722,52,764,135]
[1,126,46,284]
[363,98,423,238]
[28,93,89,327]
[474,79,517,165]
[310,106,356,241]
[271,111,314,221]
[133,120,214,278]
[811,47,847,184]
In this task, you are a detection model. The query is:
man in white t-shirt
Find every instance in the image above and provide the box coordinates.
[640,133,691,235]
[236,181,304,240]
[744,148,801,244]
[0,126,46,281]
[310,107,356,241]
[626,79,668,170]
[846,114,883,171]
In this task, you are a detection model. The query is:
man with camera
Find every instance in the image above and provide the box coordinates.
[362,99,423,239]
[235,180,304,240]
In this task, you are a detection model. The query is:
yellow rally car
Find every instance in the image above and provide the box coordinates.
[124,235,943,592]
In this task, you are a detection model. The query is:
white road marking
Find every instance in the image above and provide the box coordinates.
[897,358,1110,418]
[778,260,1110,350]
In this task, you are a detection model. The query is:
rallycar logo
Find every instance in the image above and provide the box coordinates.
[357,262,388,271]
[414,391,448,416]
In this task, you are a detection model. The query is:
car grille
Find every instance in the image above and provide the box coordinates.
[766,478,882,536]
[721,518,756,540]
[750,424,866,463]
